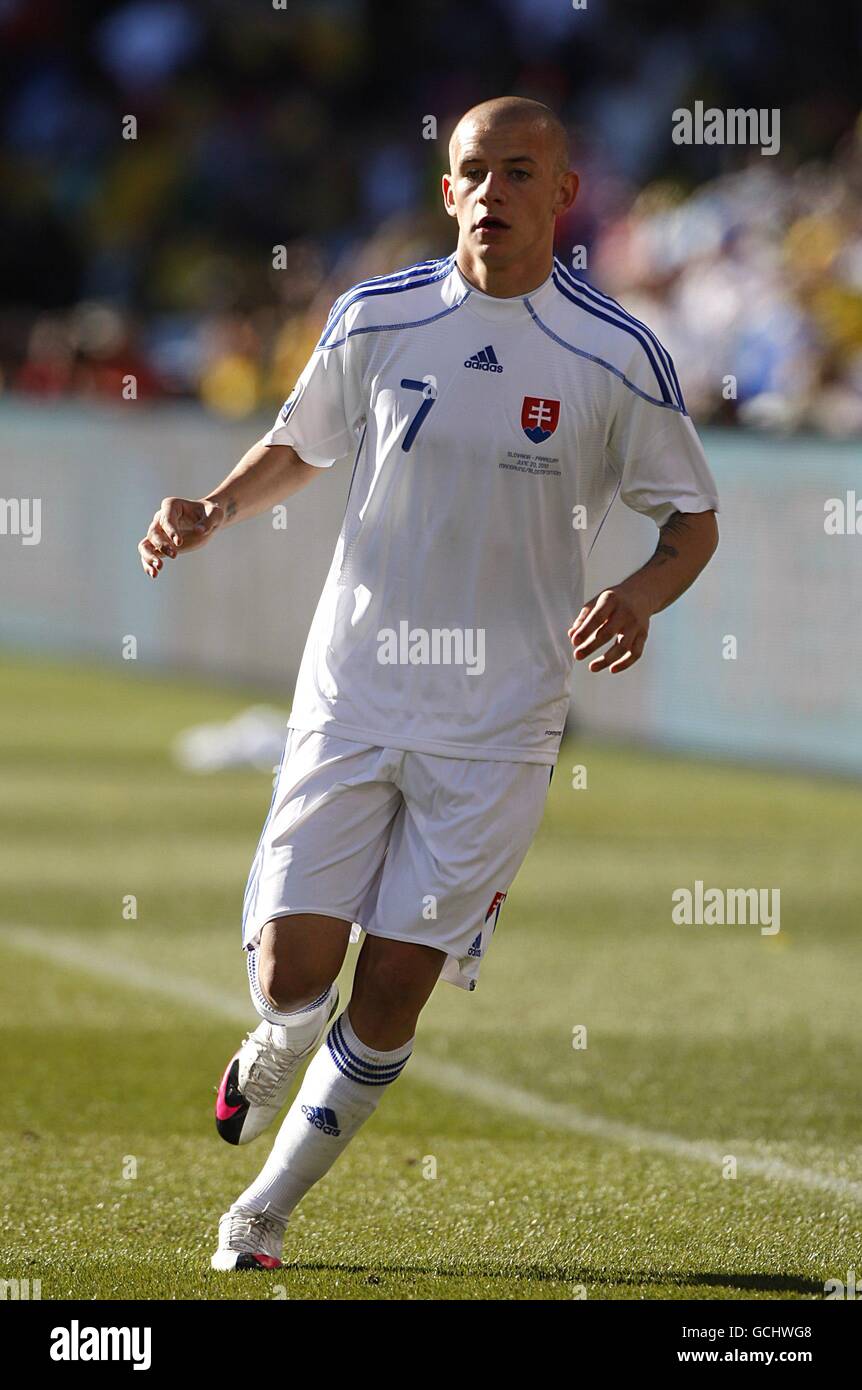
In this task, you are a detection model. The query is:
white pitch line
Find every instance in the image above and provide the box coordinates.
[3,925,860,1203]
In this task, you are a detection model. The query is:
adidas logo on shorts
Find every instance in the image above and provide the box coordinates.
[464,345,503,373]
[301,1104,341,1136]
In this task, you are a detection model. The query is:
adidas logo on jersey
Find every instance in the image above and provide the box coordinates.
[301,1104,341,1136]
[467,931,483,958]
[464,345,503,373]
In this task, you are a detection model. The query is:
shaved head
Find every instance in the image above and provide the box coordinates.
[449,97,570,176]
[442,94,578,296]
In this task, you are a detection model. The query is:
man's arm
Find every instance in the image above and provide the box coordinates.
[568,509,718,674]
[138,441,320,579]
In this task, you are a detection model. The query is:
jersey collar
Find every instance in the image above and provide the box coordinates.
[445,259,556,322]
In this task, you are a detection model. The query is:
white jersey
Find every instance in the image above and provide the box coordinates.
[264,255,719,764]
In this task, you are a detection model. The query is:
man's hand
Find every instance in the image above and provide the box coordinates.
[138,441,322,579]
[138,497,223,579]
[569,583,653,674]
[568,509,718,673]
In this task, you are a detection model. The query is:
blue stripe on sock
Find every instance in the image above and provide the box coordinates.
[331,1017,410,1076]
[326,1042,407,1086]
[326,1017,410,1085]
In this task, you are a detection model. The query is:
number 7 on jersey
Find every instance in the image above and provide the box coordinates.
[400,376,437,451]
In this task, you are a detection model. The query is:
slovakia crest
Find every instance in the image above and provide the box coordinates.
[521,396,560,444]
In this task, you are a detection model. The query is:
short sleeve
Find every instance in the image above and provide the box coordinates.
[263,324,362,468]
[607,360,720,526]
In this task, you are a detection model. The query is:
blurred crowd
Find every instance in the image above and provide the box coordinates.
[1,0,861,433]
[589,138,862,436]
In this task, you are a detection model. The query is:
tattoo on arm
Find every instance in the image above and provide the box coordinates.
[647,510,691,567]
[224,498,237,520]
[652,542,678,563]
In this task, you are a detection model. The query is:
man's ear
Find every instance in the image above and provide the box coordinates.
[441,173,458,219]
[554,171,579,217]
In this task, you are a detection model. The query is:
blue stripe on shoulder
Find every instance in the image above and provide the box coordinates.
[553,260,686,411]
[318,257,456,348]
[339,257,443,293]
[527,289,684,413]
[556,262,685,409]
[558,263,686,410]
[554,258,680,389]
[320,295,469,350]
[551,272,674,407]
[324,258,443,324]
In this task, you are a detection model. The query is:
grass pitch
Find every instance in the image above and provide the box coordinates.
[1,655,859,1300]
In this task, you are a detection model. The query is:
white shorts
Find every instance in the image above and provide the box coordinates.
[241,728,553,991]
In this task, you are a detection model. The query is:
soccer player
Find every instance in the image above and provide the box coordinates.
[138,97,719,1271]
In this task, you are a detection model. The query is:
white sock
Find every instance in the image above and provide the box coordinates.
[246,945,335,1052]
[236,1010,413,1223]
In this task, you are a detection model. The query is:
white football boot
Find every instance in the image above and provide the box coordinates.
[211,1205,285,1272]
[215,985,339,1145]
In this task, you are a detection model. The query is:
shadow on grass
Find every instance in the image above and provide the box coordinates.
[211,1260,824,1297]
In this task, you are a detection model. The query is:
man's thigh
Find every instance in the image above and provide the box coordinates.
[364,751,552,991]
[241,730,403,951]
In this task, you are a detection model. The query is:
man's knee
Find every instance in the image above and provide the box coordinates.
[256,915,349,1012]
[256,953,324,1013]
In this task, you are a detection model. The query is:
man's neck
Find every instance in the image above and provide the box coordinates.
[455,246,554,300]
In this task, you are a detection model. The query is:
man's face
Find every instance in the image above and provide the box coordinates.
[442,118,575,271]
